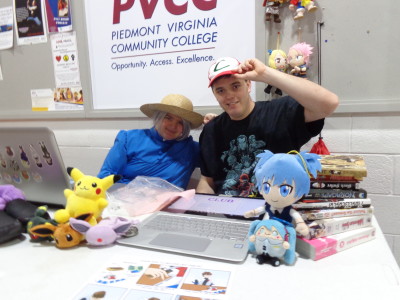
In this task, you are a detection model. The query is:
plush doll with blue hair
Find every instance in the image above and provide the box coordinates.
[244,150,321,237]
[248,218,297,266]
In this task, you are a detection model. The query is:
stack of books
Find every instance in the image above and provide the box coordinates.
[293,154,376,261]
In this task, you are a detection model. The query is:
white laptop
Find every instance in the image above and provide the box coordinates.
[117,194,265,262]
[0,127,71,206]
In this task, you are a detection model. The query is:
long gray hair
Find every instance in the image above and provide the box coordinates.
[153,111,190,141]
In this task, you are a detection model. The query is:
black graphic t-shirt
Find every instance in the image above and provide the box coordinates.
[199,96,324,196]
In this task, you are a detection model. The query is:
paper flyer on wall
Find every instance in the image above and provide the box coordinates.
[31,88,83,111]
[0,6,14,50]
[45,0,72,33]
[71,255,237,300]
[50,31,81,87]
[13,0,47,45]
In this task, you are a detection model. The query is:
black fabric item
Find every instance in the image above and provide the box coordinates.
[0,210,23,244]
[5,199,38,231]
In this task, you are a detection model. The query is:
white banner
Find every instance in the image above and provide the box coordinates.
[84,0,255,109]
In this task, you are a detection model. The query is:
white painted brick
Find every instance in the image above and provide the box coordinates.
[394,156,400,195]
[352,129,400,154]
[302,129,351,153]
[385,234,394,251]
[394,235,400,267]
[351,116,400,154]
[384,234,400,267]
[361,155,393,194]
[60,147,109,176]
[352,115,400,130]
[371,195,400,235]
[301,116,352,153]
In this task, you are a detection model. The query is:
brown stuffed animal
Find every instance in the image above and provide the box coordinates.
[28,213,92,249]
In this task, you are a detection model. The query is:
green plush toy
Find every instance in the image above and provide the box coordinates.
[54,167,121,225]
[27,206,57,242]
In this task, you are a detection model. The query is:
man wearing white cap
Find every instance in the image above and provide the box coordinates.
[197,57,338,196]
[98,94,204,189]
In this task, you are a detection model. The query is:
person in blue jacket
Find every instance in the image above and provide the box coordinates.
[98,94,205,189]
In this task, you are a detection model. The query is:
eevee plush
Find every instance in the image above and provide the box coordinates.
[69,216,138,246]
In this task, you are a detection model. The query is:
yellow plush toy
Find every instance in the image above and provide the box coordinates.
[54,167,121,225]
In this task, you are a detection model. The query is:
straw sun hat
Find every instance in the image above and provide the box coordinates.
[140,94,204,129]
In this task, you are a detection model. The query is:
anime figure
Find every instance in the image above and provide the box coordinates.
[19,146,30,168]
[264,49,288,95]
[248,219,297,266]
[193,271,214,286]
[287,42,313,78]
[38,141,53,165]
[29,144,42,168]
[289,0,317,20]
[244,150,321,237]
[263,0,286,23]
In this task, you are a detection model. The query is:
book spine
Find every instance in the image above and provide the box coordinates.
[296,227,376,261]
[310,180,360,190]
[292,198,372,210]
[305,214,373,239]
[318,169,366,178]
[315,175,361,181]
[299,207,374,221]
[304,189,367,199]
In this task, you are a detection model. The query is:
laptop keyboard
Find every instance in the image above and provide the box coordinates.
[143,213,250,241]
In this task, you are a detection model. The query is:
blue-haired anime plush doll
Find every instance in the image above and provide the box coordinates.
[244,150,321,237]
[248,218,297,266]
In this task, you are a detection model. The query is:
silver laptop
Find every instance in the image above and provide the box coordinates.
[0,127,71,206]
[117,194,265,262]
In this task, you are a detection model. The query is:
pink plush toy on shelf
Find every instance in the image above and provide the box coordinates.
[289,0,317,20]
[287,42,313,78]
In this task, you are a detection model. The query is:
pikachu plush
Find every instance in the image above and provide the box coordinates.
[54,167,121,225]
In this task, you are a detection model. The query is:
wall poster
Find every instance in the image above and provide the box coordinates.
[84,0,255,109]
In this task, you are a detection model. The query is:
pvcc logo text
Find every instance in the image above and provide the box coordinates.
[113,0,217,24]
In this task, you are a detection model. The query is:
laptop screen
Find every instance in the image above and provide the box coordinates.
[163,193,265,219]
[0,127,71,206]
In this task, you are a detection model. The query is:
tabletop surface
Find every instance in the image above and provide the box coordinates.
[1,216,399,300]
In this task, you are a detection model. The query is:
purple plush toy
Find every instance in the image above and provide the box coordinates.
[0,185,25,210]
[69,216,138,246]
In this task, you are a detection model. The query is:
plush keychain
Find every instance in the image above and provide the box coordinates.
[265,32,288,95]
[69,216,139,246]
[27,206,57,242]
[287,42,313,78]
[263,0,286,23]
[248,218,297,266]
[289,0,317,20]
[54,167,121,225]
[244,150,321,237]
[29,213,93,249]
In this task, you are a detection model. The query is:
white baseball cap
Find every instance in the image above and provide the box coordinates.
[208,57,240,87]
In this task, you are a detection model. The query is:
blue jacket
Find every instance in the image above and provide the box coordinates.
[98,127,199,189]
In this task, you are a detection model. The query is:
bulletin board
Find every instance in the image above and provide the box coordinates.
[0,0,399,121]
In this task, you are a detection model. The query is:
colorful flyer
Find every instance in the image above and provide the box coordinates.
[0,6,14,50]
[50,31,81,87]
[31,87,83,111]
[53,86,84,108]
[72,255,237,300]
[14,0,47,45]
[45,0,72,33]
